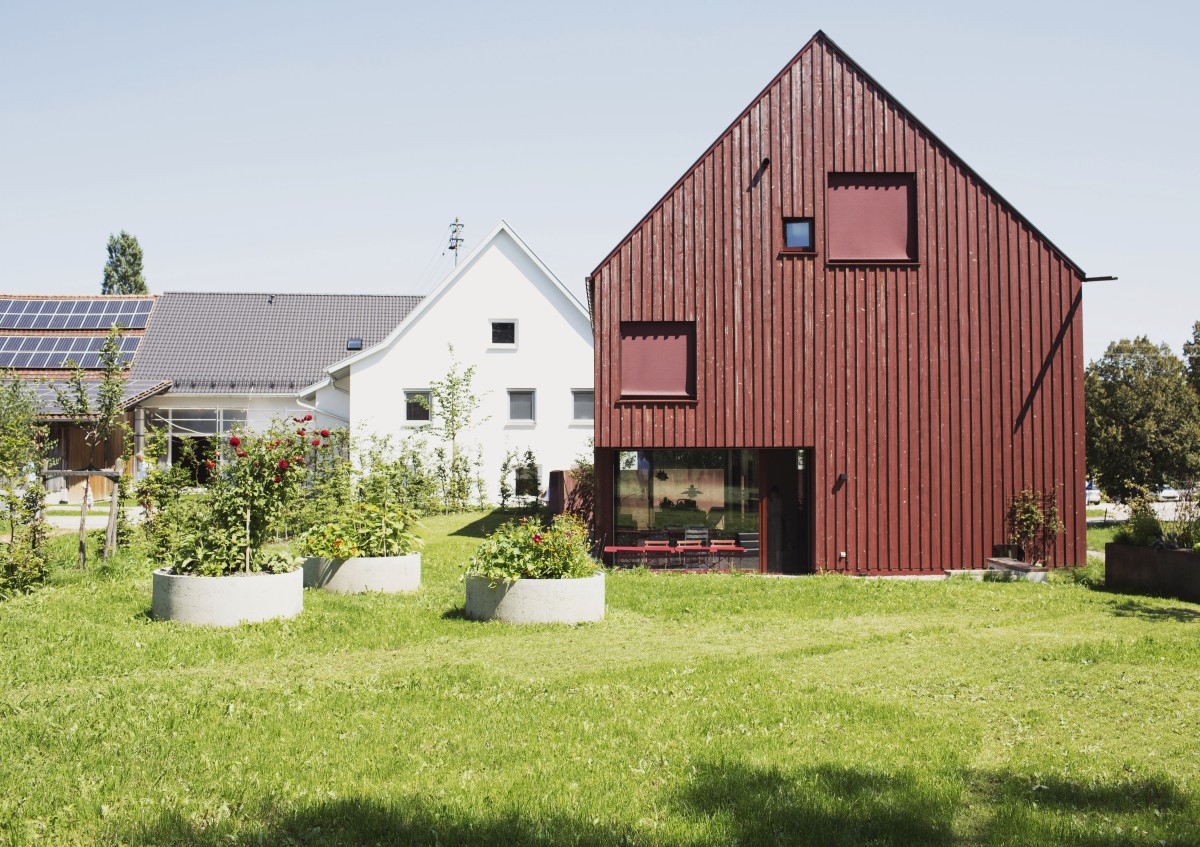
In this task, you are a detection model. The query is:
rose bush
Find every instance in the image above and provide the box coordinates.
[467,514,597,582]
[298,502,423,559]
[151,416,331,576]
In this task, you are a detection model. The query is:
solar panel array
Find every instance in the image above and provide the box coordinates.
[0,335,139,369]
[0,299,153,330]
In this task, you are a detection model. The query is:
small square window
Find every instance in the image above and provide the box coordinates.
[405,390,431,421]
[491,321,516,345]
[572,390,594,421]
[508,389,535,421]
[783,218,814,251]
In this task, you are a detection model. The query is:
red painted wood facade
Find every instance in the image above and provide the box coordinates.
[589,32,1086,573]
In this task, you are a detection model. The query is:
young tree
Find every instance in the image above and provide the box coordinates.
[0,378,51,595]
[1085,336,1200,500]
[102,231,148,295]
[53,327,130,566]
[417,346,487,511]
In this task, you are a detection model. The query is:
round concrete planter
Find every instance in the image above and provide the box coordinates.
[151,567,303,627]
[302,553,421,594]
[464,572,605,624]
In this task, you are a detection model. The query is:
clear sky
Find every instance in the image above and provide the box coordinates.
[1,0,1195,362]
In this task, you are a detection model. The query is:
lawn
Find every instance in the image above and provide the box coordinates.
[2,512,1198,846]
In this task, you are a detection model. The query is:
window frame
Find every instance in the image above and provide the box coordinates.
[489,319,519,349]
[571,388,595,423]
[780,216,816,254]
[507,388,536,424]
[404,389,432,423]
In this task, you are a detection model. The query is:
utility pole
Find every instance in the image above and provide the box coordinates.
[448,218,465,266]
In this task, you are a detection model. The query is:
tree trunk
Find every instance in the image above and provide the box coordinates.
[103,479,119,559]
[78,476,90,571]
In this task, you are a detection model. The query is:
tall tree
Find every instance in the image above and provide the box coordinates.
[1183,321,1200,398]
[1085,336,1200,500]
[101,231,148,295]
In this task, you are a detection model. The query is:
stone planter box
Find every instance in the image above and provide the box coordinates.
[301,553,421,594]
[1105,543,1200,604]
[151,567,303,626]
[464,572,605,624]
[985,557,1049,582]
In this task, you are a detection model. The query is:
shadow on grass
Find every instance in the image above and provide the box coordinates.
[123,761,1197,846]
[440,605,468,621]
[1109,598,1200,623]
[449,510,516,539]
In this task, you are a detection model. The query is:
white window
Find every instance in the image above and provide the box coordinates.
[572,389,594,421]
[405,390,431,422]
[508,389,535,422]
[490,320,517,347]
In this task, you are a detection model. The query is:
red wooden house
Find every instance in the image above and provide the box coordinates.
[588,32,1087,574]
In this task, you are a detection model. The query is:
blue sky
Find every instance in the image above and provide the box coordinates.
[1,1,1196,361]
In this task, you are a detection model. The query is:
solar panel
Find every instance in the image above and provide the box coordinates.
[0,299,153,330]
[0,335,139,369]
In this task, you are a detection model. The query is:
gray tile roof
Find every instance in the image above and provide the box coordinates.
[129,292,421,393]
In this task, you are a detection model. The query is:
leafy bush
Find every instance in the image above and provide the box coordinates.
[149,417,329,576]
[1005,488,1065,565]
[1114,493,1162,547]
[467,514,597,582]
[299,502,423,559]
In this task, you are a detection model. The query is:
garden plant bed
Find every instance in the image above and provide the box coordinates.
[1,514,1198,845]
[151,567,304,626]
[464,572,604,624]
[1105,542,1200,604]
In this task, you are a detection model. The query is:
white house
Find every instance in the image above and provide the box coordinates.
[302,221,594,502]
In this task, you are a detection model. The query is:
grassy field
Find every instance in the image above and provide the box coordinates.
[2,512,1198,846]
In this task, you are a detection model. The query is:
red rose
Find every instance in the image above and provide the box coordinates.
[532,533,543,544]
[236,450,248,458]
[293,416,302,423]
[278,459,289,469]
[304,414,313,421]
[298,429,306,436]
[320,430,330,437]
[273,475,282,483]
[311,438,321,446]
[228,435,240,447]
[205,460,215,469]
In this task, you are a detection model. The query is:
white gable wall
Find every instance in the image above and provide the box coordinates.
[348,228,593,503]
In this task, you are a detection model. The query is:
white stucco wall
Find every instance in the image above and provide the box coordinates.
[140,393,343,433]
[347,227,593,503]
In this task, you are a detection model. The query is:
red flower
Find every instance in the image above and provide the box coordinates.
[298,429,306,436]
[236,450,248,458]
[278,459,289,469]
[532,533,543,544]
[293,416,302,423]
[273,475,282,483]
[311,438,321,446]
[228,435,241,447]
[304,414,313,421]
[205,460,215,469]
[320,429,330,438]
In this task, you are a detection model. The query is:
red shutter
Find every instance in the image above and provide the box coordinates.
[827,174,916,261]
[620,322,695,398]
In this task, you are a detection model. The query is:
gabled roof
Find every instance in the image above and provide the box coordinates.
[590,30,1084,283]
[314,220,588,384]
[130,292,421,393]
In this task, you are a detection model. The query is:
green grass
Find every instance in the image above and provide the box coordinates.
[1086,522,1124,551]
[2,511,1199,846]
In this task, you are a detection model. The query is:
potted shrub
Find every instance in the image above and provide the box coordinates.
[464,514,604,624]
[1106,493,1200,603]
[150,416,328,626]
[987,488,1064,581]
[299,502,423,594]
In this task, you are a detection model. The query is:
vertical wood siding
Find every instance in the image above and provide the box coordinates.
[592,35,1086,573]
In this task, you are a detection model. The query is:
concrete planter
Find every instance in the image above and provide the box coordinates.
[151,567,303,626]
[1105,543,1200,604]
[464,572,605,624]
[985,557,1049,582]
[302,553,421,594]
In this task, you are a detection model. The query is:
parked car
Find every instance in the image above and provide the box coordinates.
[1156,486,1181,502]
[1085,483,1101,505]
